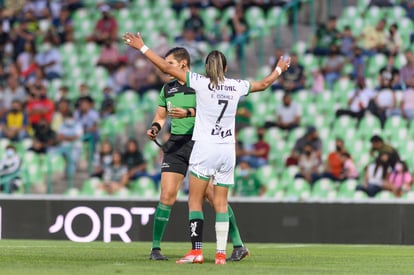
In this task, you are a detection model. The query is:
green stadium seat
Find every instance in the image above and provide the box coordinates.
[357,115,382,139]
[80,178,102,196]
[129,177,158,197]
[266,6,287,28]
[363,6,385,26]
[311,178,337,200]
[375,190,395,200]
[238,126,257,145]
[285,178,311,201]
[366,54,387,77]
[338,179,359,198]
[263,177,285,198]
[353,190,369,199]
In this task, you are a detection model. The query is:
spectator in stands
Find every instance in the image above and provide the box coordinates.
[3,75,27,109]
[0,100,28,141]
[16,40,37,82]
[400,76,414,122]
[100,86,116,119]
[340,25,355,58]
[26,66,49,91]
[235,96,252,131]
[97,38,121,74]
[92,140,113,178]
[360,18,387,56]
[74,96,99,153]
[22,0,50,19]
[110,56,129,93]
[233,160,266,197]
[340,152,359,180]
[368,73,398,128]
[265,92,301,131]
[349,47,365,80]
[99,150,129,195]
[0,144,22,194]
[35,37,62,80]
[369,134,400,168]
[310,66,325,94]
[51,7,73,44]
[207,16,226,45]
[294,144,321,185]
[388,160,412,197]
[55,111,83,179]
[175,26,205,67]
[183,4,205,41]
[122,138,148,181]
[378,54,401,90]
[227,3,249,59]
[400,50,414,89]
[323,44,344,91]
[210,0,235,9]
[402,0,414,22]
[242,126,270,169]
[356,152,392,197]
[270,53,305,92]
[11,19,36,61]
[308,15,340,56]
[125,55,158,95]
[32,117,57,153]
[320,138,346,182]
[74,83,93,109]
[87,4,118,45]
[286,126,322,166]
[385,23,402,56]
[26,83,55,131]
[335,77,375,125]
[54,85,69,103]
[51,98,71,132]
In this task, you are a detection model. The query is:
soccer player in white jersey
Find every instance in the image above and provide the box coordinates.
[123,32,290,265]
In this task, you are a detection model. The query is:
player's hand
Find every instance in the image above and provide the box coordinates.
[169,107,187,118]
[276,56,291,72]
[123,32,145,50]
[146,127,158,140]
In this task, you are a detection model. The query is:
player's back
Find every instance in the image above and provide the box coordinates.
[186,72,250,144]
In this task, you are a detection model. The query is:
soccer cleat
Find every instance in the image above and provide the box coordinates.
[226,246,250,262]
[149,249,168,260]
[215,252,226,265]
[176,249,204,264]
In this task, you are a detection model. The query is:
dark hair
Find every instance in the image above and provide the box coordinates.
[6,144,16,151]
[126,138,139,152]
[370,135,383,143]
[205,50,227,88]
[342,152,351,158]
[164,47,191,67]
[374,153,390,179]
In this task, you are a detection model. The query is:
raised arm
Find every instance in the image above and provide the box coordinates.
[123,32,187,83]
[250,56,291,93]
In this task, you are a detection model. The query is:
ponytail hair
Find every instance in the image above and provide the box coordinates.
[205,50,227,89]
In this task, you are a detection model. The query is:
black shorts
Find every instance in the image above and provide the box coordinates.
[161,134,194,176]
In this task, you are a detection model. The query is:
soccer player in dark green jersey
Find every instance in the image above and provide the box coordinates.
[147,47,248,262]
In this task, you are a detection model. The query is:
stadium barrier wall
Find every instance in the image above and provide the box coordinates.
[1,196,413,244]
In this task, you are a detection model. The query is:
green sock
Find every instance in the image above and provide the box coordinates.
[228,204,243,247]
[152,203,172,250]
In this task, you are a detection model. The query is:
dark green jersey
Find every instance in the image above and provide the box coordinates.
[234,173,263,196]
[158,80,196,135]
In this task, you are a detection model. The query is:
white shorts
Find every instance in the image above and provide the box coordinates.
[189,141,235,186]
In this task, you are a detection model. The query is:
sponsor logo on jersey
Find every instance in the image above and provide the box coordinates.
[161,162,170,168]
[208,83,236,92]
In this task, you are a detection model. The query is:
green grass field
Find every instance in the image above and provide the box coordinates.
[0,240,414,274]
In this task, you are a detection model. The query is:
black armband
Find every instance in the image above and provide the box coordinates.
[151,122,161,133]
[186,109,192,117]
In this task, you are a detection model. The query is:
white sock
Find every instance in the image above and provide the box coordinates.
[215,221,229,254]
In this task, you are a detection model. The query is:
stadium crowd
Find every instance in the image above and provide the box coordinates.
[0,0,413,200]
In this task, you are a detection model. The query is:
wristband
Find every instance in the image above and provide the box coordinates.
[275,66,282,75]
[151,122,161,133]
[186,109,191,117]
[140,45,149,54]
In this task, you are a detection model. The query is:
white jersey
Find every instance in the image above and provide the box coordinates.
[187,72,250,144]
